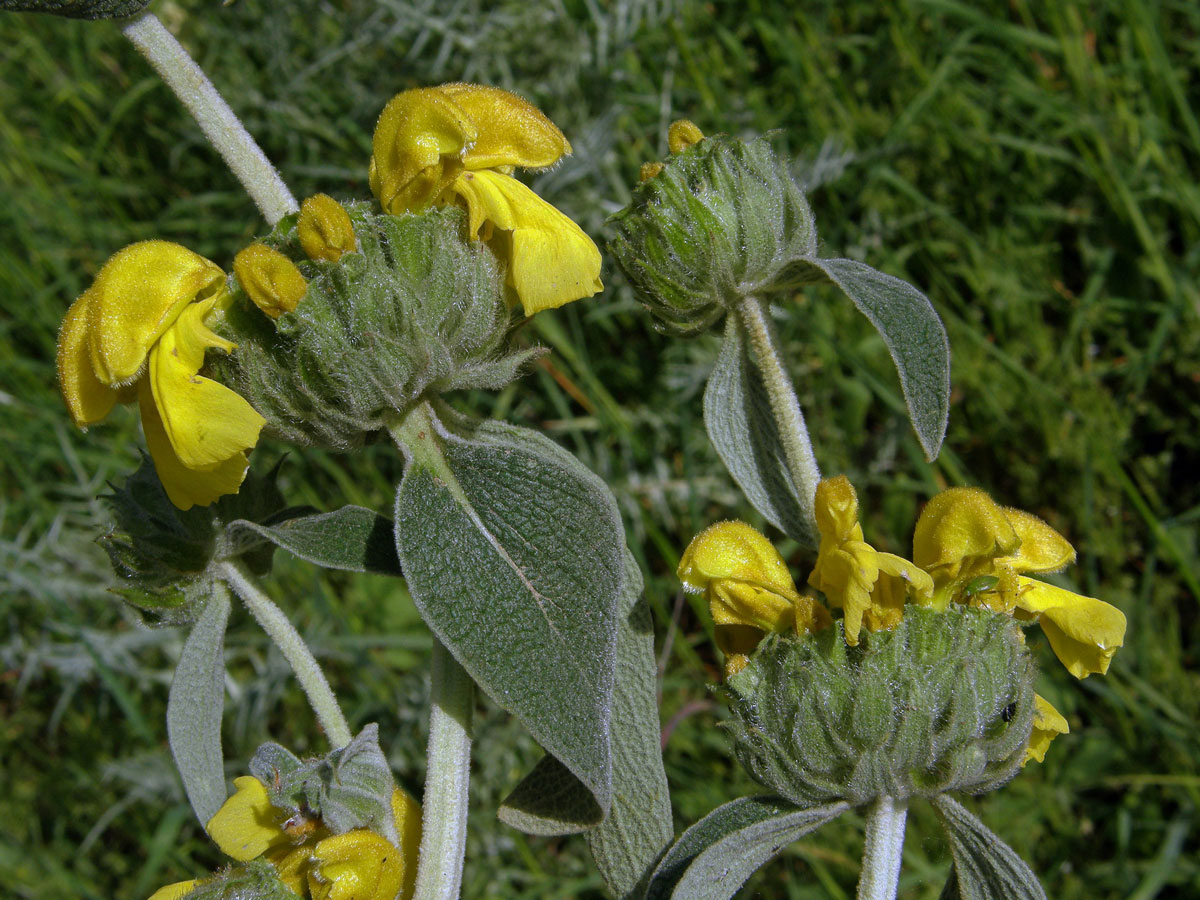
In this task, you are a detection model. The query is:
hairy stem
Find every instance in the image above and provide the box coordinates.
[412,640,475,900]
[857,795,908,900]
[218,560,352,748]
[121,12,298,224]
[736,296,822,533]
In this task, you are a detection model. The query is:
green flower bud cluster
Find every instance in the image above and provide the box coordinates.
[724,606,1035,806]
[215,204,540,451]
[608,134,820,335]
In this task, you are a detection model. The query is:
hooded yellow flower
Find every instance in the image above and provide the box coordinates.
[912,488,1126,679]
[57,241,265,510]
[148,775,422,900]
[369,82,603,316]
[679,520,829,676]
[1026,693,1070,765]
[807,476,934,646]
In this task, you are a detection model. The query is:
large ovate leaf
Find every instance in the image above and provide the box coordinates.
[168,588,231,826]
[646,795,848,900]
[498,754,602,835]
[585,551,674,898]
[394,409,624,824]
[227,506,401,575]
[704,315,815,546]
[0,0,150,17]
[932,795,1048,900]
[789,257,950,460]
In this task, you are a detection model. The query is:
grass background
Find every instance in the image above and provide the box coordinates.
[1,0,1198,897]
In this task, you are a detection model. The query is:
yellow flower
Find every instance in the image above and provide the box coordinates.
[807,476,934,646]
[233,242,309,319]
[679,520,829,675]
[148,775,421,900]
[369,82,603,315]
[57,241,265,510]
[912,488,1126,678]
[298,194,358,263]
[1026,693,1069,765]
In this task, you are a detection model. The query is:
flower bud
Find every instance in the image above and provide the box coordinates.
[609,133,818,335]
[724,605,1035,806]
[233,243,308,319]
[298,194,358,262]
[215,204,540,452]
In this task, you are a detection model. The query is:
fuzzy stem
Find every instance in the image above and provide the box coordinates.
[121,12,298,224]
[412,639,475,900]
[857,795,908,900]
[218,560,352,748]
[736,296,822,534]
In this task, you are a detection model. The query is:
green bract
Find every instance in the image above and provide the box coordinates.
[216,205,541,451]
[725,606,1035,806]
[608,135,819,335]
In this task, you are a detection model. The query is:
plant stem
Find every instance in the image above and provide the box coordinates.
[857,795,908,900]
[218,560,352,748]
[736,296,822,534]
[412,640,475,900]
[121,12,298,224]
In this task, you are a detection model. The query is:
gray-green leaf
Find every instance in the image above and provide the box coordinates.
[932,795,1047,899]
[704,315,815,546]
[646,795,848,900]
[395,412,624,824]
[585,550,673,898]
[790,257,950,460]
[0,0,150,17]
[227,506,401,575]
[168,587,231,826]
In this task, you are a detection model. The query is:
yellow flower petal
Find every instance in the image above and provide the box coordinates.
[147,301,265,470]
[146,879,203,900]
[391,787,422,900]
[370,87,477,214]
[667,119,705,155]
[450,168,602,314]
[1000,507,1076,574]
[678,521,801,604]
[205,776,288,862]
[268,843,317,896]
[439,82,570,171]
[309,830,404,900]
[233,243,308,319]
[298,194,358,263]
[912,487,1021,582]
[1025,693,1069,765]
[809,545,876,645]
[1016,579,1126,678]
[57,288,119,427]
[85,241,225,385]
[139,380,254,510]
[813,475,863,543]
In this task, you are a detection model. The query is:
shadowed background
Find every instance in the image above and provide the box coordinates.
[1,1,1197,897]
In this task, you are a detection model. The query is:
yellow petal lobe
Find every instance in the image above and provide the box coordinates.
[912,487,1021,582]
[391,787,422,900]
[1000,507,1076,573]
[85,241,225,384]
[309,830,404,900]
[1025,693,1069,764]
[57,288,119,426]
[233,243,308,319]
[439,82,570,170]
[146,880,203,900]
[147,300,265,470]
[298,194,358,262]
[206,776,287,862]
[450,168,602,314]
[370,87,476,214]
[1015,579,1126,678]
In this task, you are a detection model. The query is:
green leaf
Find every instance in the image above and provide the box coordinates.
[498,754,602,835]
[932,795,1048,900]
[168,588,231,826]
[704,315,815,546]
[394,409,624,823]
[227,506,401,575]
[646,795,848,900]
[0,0,150,17]
[791,257,950,461]
[585,550,674,898]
